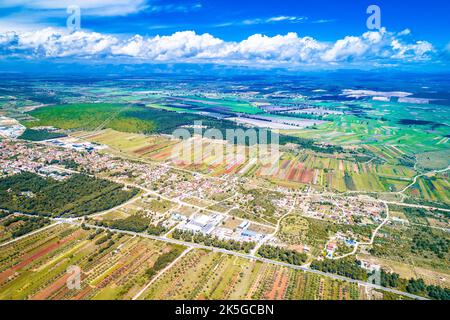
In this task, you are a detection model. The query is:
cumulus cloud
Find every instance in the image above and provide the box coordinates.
[4,28,118,58]
[0,27,437,68]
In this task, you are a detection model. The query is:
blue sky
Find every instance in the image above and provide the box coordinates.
[0,0,449,70]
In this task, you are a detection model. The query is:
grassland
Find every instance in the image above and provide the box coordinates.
[154,96,263,115]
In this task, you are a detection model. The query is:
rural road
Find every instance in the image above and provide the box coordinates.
[399,165,450,194]
[332,201,390,260]
[132,247,193,300]
[2,211,427,300]
[56,218,427,300]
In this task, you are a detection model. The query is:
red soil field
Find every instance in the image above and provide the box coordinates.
[287,168,298,181]
[0,229,82,285]
[266,269,287,300]
[151,150,172,160]
[72,285,93,300]
[133,144,160,155]
[298,169,314,184]
[281,160,291,170]
[30,273,71,300]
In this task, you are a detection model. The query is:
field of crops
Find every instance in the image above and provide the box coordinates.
[83,129,422,196]
[137,249,381,300]
[259,152,414,193]
[0,223,404,300]
[0,224,183,300]
[406,175,450,204]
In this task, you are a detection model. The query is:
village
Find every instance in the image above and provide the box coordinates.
[0,135,389,263]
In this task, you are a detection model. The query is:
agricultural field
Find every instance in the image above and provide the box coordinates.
[286,101,450,159]
[0,214,51,245]
[0,223,402,300]
[417,150,450,170]
[79,128,421,199]
[261,152,415,192]
[73,120,444,206]
[0,74,448,301]
[0,224,185,300]
[406,175,450,205]
[149,95,263,115]
[137,249,388,300]
[369,219,450,277]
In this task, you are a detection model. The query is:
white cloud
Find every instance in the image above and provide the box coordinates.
[398,29,411,36]
[311,19,336,24]
[390,40,434,60]
[266,16,307,23]
[216,16,333,28]
[242,16,307,26]
[147,3,202,13]
[0,1,203,17]
[322,36,369,62]
[0,27,437,68]
[0,0,149,16]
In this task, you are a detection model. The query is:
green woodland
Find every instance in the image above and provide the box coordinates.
[145,246,185,279]
[2,214,51,238]
[0,172,138,217]
[257,245,308,265]
[25,103,350,152]
[102,215,167,235]
[19,129,66,141]
[172,229,255,253]
[310,258,450,300]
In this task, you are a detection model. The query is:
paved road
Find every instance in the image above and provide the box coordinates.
[111,178,277,230]
[3,211,428,300]
[332,201,390,260]
[52,219,426,300]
